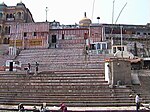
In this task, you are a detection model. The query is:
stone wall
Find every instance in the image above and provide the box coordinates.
[107,58,131,86]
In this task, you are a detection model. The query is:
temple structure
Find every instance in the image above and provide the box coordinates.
[0,1,34,44]
[0,2,150,110]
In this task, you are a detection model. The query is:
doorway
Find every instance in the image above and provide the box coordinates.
[9,62,13,71]
[52,35,57,43]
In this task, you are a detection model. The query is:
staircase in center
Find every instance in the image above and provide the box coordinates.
[0,37,135,107]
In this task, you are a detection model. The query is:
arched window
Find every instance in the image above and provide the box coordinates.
[17,12,21,19]
[8,26,10,34]
[21,12,24,19]
[6,14,9,19]
[10,14,13,18]
[5,27,7,33]
[5,26,9,34]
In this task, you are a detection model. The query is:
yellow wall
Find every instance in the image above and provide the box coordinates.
[9,40,22,47]
[29,39,42,46]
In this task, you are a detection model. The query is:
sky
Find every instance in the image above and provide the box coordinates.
[1,0,150,25]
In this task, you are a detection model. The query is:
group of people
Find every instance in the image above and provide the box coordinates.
[25,62,39,75]
[32,103,67,112]
[18,96,141,112]
[33,103,48,112]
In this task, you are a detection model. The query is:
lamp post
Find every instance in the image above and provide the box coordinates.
[111,0,115,54]
[14,23,18,56]
[112,0,115,24]
[45,7,48,22]
[120,26,123,58]
[142,44,144,57]
[97,17,100,24]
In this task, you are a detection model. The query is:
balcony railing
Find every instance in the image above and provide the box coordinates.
[105,34,150,39]
[6,18,15,21]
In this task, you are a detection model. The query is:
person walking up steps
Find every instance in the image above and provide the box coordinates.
[135,94,141,112]
[35,62,39,75]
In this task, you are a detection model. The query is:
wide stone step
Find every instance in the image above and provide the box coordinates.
[0,88,133,96]
[0,82,109,86]
[0,75,105,80]
[0,100,135,107]
[0,93,132,100]
[0,85,110,90]
[0,96,134,102]
[0,76,105,79]
[0,91,112,96]
[34,79,106,82]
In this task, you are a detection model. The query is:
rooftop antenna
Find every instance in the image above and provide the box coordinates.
[45,7,48,22]
[114,2,127,24]
[1,1,4,4]
[20,0,22,3]
[110,1,127,54]
[97,17,100,23]
[91,0,95,21]
[84,12,87,17]
[112,0,115,24]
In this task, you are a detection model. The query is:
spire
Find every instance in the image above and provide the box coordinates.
[84,12,87,18]
[2,1,5,4]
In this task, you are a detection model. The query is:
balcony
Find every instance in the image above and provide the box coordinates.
[6,18,15,21]
[105,34,150,39]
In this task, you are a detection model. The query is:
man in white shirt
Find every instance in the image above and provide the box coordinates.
[135,94,140,112]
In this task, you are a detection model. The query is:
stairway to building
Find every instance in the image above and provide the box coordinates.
[0,38,137,110]
[0,70,135,107]
[15,48,105,71]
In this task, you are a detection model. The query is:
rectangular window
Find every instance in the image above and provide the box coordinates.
[41,32,44,36]
[95,33,98,37]
[52,35,57,43]
[102,43,106,50]
[117,46,124,51]
[62,34,64,40]
[97,43,101,49]
[33,32,37,36]
[24,32,27,37]
[137,32,140,35]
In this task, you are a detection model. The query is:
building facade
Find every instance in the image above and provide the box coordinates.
[103,24,150,57]
[2,2,150,58]
[10,22,49,49]
[0,2,34,44]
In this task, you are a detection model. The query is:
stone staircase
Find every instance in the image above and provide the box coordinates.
[15,48,105,71]
[0,38,137,109]
[0,70,135,107]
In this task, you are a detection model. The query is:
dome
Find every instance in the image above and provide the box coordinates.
[79,12,92,27]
